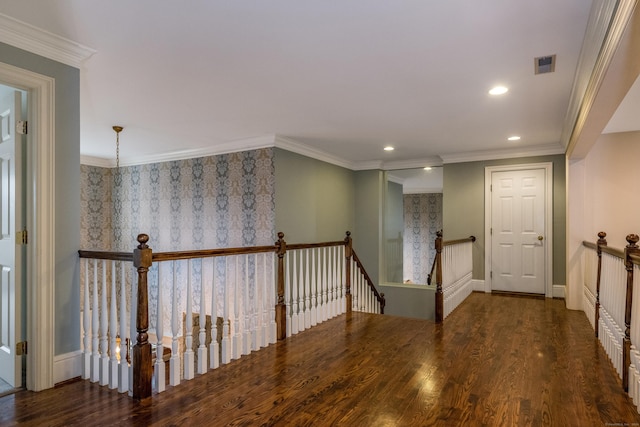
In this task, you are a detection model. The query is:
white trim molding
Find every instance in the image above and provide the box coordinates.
[441,143,564,164]
[471,279,486,293]
[53,351,82,385]
[0,61,55,391]
[0,13,95,68]
[484,162,554,298]
[553,284,566,299]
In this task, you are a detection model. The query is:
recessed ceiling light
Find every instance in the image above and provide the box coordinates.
[507,136,521,141]
[489,86,508,95]
[384,146,394,151]
[423,167,432,171]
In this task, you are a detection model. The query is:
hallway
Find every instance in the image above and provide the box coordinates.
[0,293,638,426]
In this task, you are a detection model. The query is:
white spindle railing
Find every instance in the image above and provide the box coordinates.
[284,245,349,337]
[151,253,276,390]
[442,240,474,320]
[582,245,598,330]
[350,255,383,314]
[80,257,131,393]
[598,252,626,378]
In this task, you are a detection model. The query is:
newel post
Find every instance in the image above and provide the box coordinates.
[623,234,639,392]
[595,231,607,338]
[345,231,353,314]
[133,234,153,401]
[275,232,287,340]
[435,231,444,323]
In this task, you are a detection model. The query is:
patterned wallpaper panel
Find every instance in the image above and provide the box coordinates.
[80,165,113,250]
[81,148,276,252]
[403,193,443,284]
[80,149,276,338]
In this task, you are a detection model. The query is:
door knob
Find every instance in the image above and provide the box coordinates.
[537,235,544,241]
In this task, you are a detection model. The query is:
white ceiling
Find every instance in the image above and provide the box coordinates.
[0,1,607,168]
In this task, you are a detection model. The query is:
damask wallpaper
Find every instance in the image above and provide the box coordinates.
[403,193,443,284]
[80,148,276,252]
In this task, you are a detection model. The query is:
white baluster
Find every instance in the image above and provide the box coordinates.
[233,257,242,360]
[82,259,91,380]
[109,260,118,389]
[298,250,306,333]
[310,248,318,327]
[210,258,220,369]
[269,253,277,344]
[322,247,328,322]
[260,253,269,348]
[91,259,99,383]
[198,259,208,374]
[118,262,128,393]
[184,260,195,380]
[128,267,137,397]
[291,251,299,335]
[285,251,292,337]
[100,260,109,386]
[170,261,180,386]
[155,263,165,393]
[252,254,260,351]
[304,249,311,329]
[243,255,251,355]
[221,258,231,364]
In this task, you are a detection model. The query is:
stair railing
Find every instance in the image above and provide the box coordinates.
[78,230,384,401]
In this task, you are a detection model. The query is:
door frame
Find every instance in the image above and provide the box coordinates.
[0,61,55,391]
[484,162,553,298]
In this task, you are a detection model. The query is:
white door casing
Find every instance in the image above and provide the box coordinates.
[0,89,23,387]
[484,163,553,297]
[0,61,55,392]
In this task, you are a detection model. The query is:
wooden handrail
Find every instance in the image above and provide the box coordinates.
[351,250,386,314]
[630,253,640,266]
[287,240,346,251]
[152,245,276,262]
[443,235,477,247]
[78,250,133,261]
[601,245,625,259]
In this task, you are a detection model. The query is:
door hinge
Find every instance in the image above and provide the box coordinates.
[490,228,492,235]
[17,120,28,135]
[16,228,28,245]
[16,341,27,355]
[490,271,493,279]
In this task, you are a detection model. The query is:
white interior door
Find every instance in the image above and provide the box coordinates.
[0,89,24,387]
[490,168,546,294]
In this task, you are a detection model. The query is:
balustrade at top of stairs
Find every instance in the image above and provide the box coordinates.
[78,231,385,401]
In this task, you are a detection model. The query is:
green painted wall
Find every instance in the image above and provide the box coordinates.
[274,148,355,243]
[0,42,81,355]
[385,180,403,283]
[443,155,566,285]
[354,170,384,284]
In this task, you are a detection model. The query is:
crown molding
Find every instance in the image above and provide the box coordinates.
[386,173,405,185]
[96,135,276,167]
[439,143,565,164]
[274,135,356,169]
[378,157,443,171]
[80,155,114,168]
[0,13,96,68]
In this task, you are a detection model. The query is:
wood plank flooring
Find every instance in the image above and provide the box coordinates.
[2,293,640,426]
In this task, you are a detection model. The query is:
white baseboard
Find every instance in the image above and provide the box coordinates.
[553,284,566,299]
[471,279,486,292]
[53,350,83,385]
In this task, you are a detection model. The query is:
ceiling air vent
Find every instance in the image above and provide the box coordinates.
[534,54,556,74]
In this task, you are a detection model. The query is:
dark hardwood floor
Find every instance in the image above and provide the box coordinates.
[1,293,639,426]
